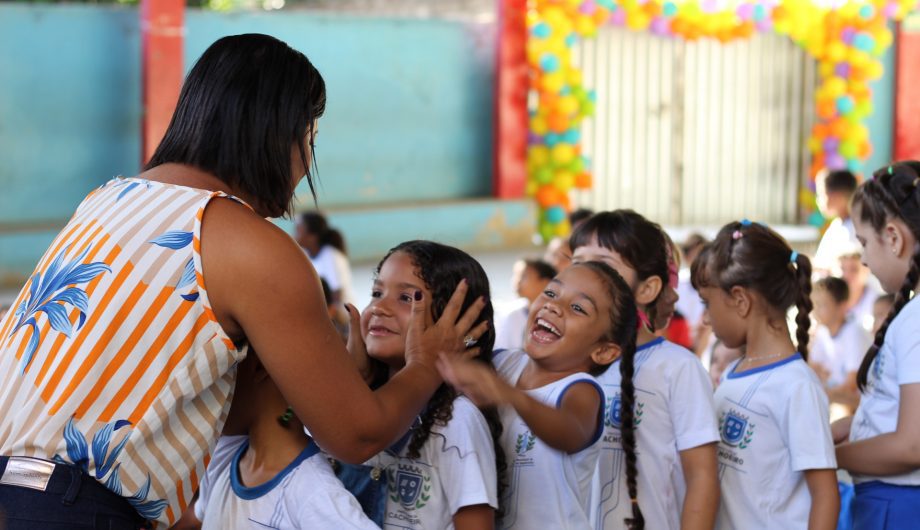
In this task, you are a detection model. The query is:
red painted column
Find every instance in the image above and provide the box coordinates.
[493,0,529,198]
[141,0,185,165]
[895,16,920,160]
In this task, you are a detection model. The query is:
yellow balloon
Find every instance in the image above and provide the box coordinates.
[556,169,576,191]
[551,144,576,165]
[825,76,847,98]
[528,145,551,167]
[531,116,550,136]
[827,41,846,63]
[525,180,539,197]
[541,73,566,94]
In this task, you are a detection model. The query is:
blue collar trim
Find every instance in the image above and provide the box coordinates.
[231,439,319,500]
[726,353,803,379]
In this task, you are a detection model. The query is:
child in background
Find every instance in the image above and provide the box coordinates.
[440,262,643,530]
[657,231,693,349]
[870,294,894,336]
[351,241,501,530]
[692,221,839,530]
[706,339,744,389]
[571,210,719,530]
[839,250,880,333]
[185,352,377,529]
[814,170,860,275]
[833,162,920,529]
[676,233,709,344]
[495,259,556,351]
[810,277,870,418]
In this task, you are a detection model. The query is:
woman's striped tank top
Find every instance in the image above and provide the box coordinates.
[0,177,249,527]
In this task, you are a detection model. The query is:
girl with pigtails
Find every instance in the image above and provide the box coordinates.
[834,161,920,530]
[571,210,720,530]
[438,261,643,530]
[691,220,839,530]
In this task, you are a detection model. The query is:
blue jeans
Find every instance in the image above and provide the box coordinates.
[0,456,146,530]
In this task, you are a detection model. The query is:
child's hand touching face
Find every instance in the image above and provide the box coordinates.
[437,356,511,408]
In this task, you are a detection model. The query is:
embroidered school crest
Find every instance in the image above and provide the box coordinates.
[388,464,432,510]
[515,431,536,455]
[720,409,755,449]
[604,395,644,428]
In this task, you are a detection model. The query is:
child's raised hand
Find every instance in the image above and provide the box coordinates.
[405,280,489,372]
[437,355,510,407]
[344,304,374,383]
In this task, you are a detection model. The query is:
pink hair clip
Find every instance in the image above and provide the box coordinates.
[732,230,743,240]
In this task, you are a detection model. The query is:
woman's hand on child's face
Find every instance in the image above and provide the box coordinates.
[831,416,853,445]
[405,280,489,371]
[437,355,509,407]
[345,304,374,383]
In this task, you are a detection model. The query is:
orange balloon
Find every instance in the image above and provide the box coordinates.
[830,118,850,139]
[813,123,829,138]
[575,171,593,189]
[817,99,837,120]
[548,112,570,133]
[536,185,561,209]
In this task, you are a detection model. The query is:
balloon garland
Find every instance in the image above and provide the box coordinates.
[526,0,919,240]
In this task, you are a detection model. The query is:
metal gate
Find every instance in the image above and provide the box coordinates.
[572,28,815,226]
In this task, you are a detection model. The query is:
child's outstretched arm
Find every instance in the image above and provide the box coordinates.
[678,444,719,530]
[438,357,601,453]
[836,383,920,474]
[804,469,839,530]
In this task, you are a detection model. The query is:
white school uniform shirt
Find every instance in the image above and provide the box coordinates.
[810,318,870,388]
[714,355,836,530]
[493,349,604,530]
[307,245,354,305]
[813,217,857,273]
[363,396,498,530]
[590,337,719,530]
[195,436,377,530]
[494,301,529,351]
[850,296,920,485]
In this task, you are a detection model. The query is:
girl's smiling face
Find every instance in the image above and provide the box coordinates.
[361,252,431,367]
[525,264,618,373]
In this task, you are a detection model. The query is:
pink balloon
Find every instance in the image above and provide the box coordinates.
[610,9,626,25]
[579,1,596,15]
[736,3,755,21]
[651,17,671,35]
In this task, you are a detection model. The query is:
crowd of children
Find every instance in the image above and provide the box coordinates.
[185,161,920,530]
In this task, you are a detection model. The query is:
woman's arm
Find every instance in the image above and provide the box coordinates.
[202,199,485,463]
[836,383,920,474]
[439,358,601,453]
[678,443,719,530]
[453,504,495,530]
[804,469,839,530]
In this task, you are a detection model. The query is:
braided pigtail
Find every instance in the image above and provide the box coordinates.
[791,252,813,361]
[618,339,644,530]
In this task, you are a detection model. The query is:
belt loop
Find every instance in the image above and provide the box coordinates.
[62,464,83,506]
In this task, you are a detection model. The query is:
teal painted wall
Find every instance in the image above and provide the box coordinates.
[859,28,896,176]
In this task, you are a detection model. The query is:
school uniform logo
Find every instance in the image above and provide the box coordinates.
[515,431,536,455]
[720,409,755,449]
[604,394,644,429]
[388,464,431,510]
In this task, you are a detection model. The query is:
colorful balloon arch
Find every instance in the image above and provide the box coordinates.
[526,0,919,241]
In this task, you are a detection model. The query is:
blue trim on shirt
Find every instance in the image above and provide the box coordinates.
[726,353,803,379]
[554,378,607,449]
[636,336,665,352]
[230,439,320,500]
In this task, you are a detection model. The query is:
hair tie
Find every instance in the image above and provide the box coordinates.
[790,250,799,263]
[740,219,752,226]
[732,230,743,240]
[888,165,894,175]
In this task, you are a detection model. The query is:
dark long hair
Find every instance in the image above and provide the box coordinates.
[570,261,643,529]
[300,212,347,255]
[691,221,813,360]
[373,240,505,513]
[852,161,920,391]
[146,33,326,218]
[570,210,669,331]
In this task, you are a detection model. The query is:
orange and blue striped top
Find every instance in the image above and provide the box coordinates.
[0,177,249,526]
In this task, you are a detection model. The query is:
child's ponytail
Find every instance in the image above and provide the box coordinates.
[791,252,813,361]
[618,340,644,530]
[852,162,920,391]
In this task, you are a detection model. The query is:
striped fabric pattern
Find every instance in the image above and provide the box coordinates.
[0,177,249,527]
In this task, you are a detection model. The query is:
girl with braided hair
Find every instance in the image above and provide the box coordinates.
[691,220,839,530]
[438,261,640,530]
[351,240,502,529]
[833,161,920,529]
[571,210,719,530]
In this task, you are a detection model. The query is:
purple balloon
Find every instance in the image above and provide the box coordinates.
[736,3,755,21]
[826,153,847,170]
[528,132,542,145]
[823,137,840,151]
[841,27,856,45]
[651,17,670,35]
[835,63,850,77]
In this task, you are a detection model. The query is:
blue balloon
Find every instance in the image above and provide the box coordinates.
[564,129,581,144]
[853,33,875,52]
[663,1,678,17]
[546,206,567,224]
[836,96,855,115]
[540,53,560,73]
[753,4,768,21]
[545,133,561,147]
[807,211,826,228]
[565,32,578,48]
[532,22,551,39]
[858,5,875,20]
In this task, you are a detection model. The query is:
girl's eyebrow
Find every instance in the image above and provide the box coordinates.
[548,278,597,310]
